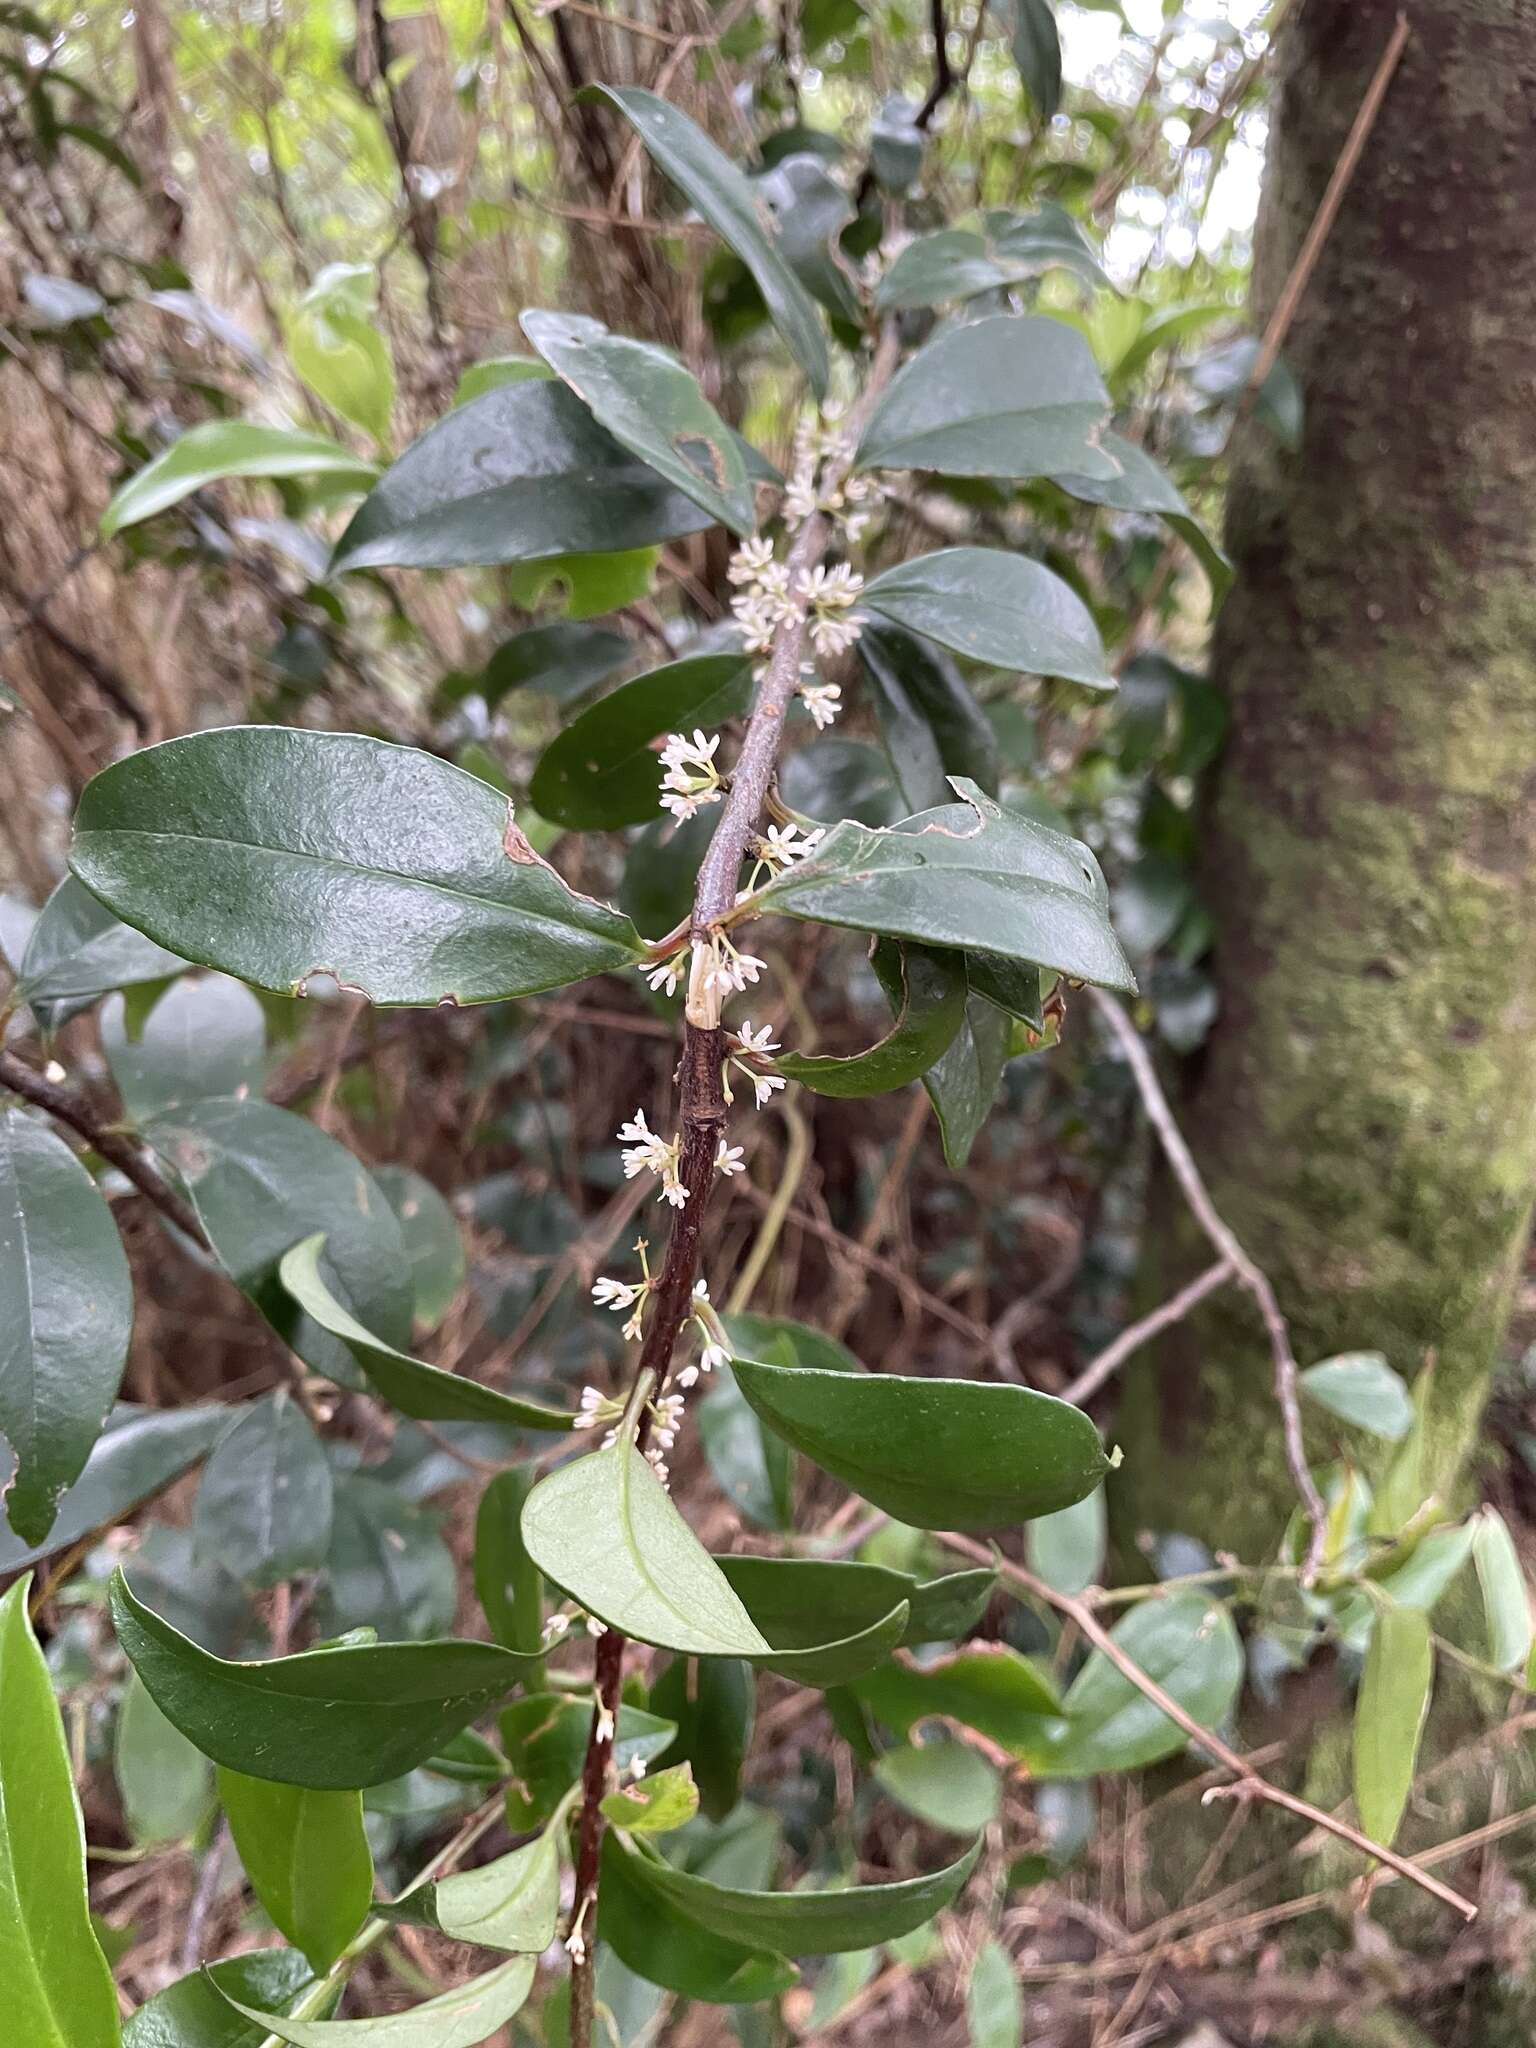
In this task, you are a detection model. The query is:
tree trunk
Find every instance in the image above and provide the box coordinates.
[1118,0,1536,1554]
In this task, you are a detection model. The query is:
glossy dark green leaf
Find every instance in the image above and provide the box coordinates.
[857,317,1113,481]
[1353,1604,1432,1849]
[861,550,1113,687]
[144,1096,413,1385]
[1299,1353,1414,1442]
[1026,1485,1106,1598]
[520,1444,772,1654]
[720,1312,862,1376]
[373,1167,464,1331]
[755,154,861,324]
[124,1949,325,2047]
[218,1767,372,1971]
[110,1568,532,1789]
[757,781,1135,993]
[103,974,266,1120]
[474,1469,544,1655]
[71,729,645,1007]
[967,955,1048,1030]
[475,622,631,710]
[0,1404,229,1573]
[649,1657,754,1822]
[777,942,966,1097]
[522,309,755,536]
[330,378,714,572]
[582,85,828,399]
[875,206,1108,310]
[378,1830,559,1952]
[115,1670,215,1843]
[193,1392,332,1589]
[729,1350,1108,1530]
[598,1829,798,2004]
[699,1365,793,1530]
[0,1576,120,2048]
[18,874,184,1030]
[611,1825,978,1954]
[317,1473,457,1643]
[1006,0,1062,116]
[1473,1507,1531,1674]
[280,1236,574,1432]
[717,1554,909,1685]
[216,1955,537,2046]
[530,654,750,830]
[916,990,1012,1168]
[500,1692,676,1830]
[102,421,378,538]
[602,1759,700,1834]
[873,1739,1000,1834]
[1051,432,1232,598]
[853,1646,1062,1753]
[900,1566,998,1643]
[859,621,999,811]
[1022,1594,1243,1778]
[0,1107,133,1547]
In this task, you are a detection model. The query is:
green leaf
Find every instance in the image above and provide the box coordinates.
[103,974,266,1120]
[1473,1507,1531,1674]
[649,1658,754,1822]
[876,206,1109,310]
[452,356,551,406]
[71,728,645,1007]
[378,1829,559,1951]
[286,265,395,447]
[857,316,1113,481]
[873,1740,1000,1834]
[776,942,967,1097]
[18,875,184,1031]
[598,1829,798,2004]
[716,1554,909,1686]
[754,155,861,325]
[0,1576,120,2048]
[581,85,828,399]
[861,550,1113,687]
[218,1767,373,1972]
[1051,433,1233,599]
[0,1106,133,1547]
[499,1693,676,1829]
[729,1349,1108,1530]
[506,545,661,619]
[530,654,750,830]
[474,1469,544,1655]
[522,309,755,536]
[1353,1604,1432,1850]
[192,1391,333,1589]
[967,1937,1023,2048]
[720,1312,862,1376]
[608,1824,978,1955]
[916,991,1011,1168]
[115,1671,215,1843]
[110,1568,531,1790]
[124,1949,326,2047]
[473,622,632,710]
[1026,1486,1106,1598]
[279,1235,575,1431]
[330,377,714,573]
[699,1365,793,1530]
[602,1759,700,1834]
[317,1475,457,1644]
[520,1443,772,1654]
[373,1167,464,1331]
[143,1097,413,1386]
[0,1404,229,1574]
[1006,0,1062,116]
[216,1955,536,2046]
[859,621,1000,812]
[1368,1365,1434,1539]
[853,1646,1062,1751]
[1299,1353,1415,1442]
[756,781,1134,992]
[1023,1594,1243,1778]
[103,422,377,538]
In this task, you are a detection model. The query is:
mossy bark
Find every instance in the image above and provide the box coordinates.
[1118,0,1536,1554]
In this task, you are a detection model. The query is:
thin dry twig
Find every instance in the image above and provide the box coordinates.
[1062,1258,1233,1406]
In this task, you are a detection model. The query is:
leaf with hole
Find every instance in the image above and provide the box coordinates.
[280,1236,574,1432]
[729,1348,1107,1530]
[110,1569,533,1789]
[192,1391,332,1589]
[1353,1604,1432,1850]
[0,1576,120,2048]
[861,550,1112,688]
[377,1828,559,1953]
[71,728,645,1007]
[330,378,716,571]
[602,1760,700,1834]
[215,1955,537,2046]
[0,1106,133,1548]
[776,942,967,1097]
[581,85,828,399]
[522,309,755,536]
[103,422,378,538]
[530,654,750,830]
[218,1768,372,1972]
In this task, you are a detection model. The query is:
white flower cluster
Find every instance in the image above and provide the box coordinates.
[693,928,767,1002]
[801,679,842,729]
[753,821,823,873]
[783,418,884,542]
[592,1242,654,1340]
[728,535,794,655]
[617,1107,688,1208]
[801,561,865,658]
[725,535,866,675]
[724,1018,785,1111]
[659,728,724,823]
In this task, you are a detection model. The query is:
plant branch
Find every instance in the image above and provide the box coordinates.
[1088,988,1329,1582]
[938,1534,1478,1922]
[1061,1257,1233,1406]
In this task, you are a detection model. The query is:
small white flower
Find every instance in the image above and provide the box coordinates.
[754,822,823,872]
[650,1392,686,1449]
[735,1019,781,1055]
[700,1339,729,1376]
[592,1277,639,1310]
[800,680,843,729]
[644,950,688,997]
[542,1612,570,1644]
[585,1615,607,1637]
[803,561,864,609]
[693,1278,711,1301]
[564,1928,587,1964]
[715,1140,745,1178]
[659,728,725,820]
[677,1363,700,1388]
[645,1445,671,1488]
[751,1069,787,1109]
[630,1754,648,1781]
[808,611,864,658]
[594,1704,615,1744]
[727,535,776,583]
